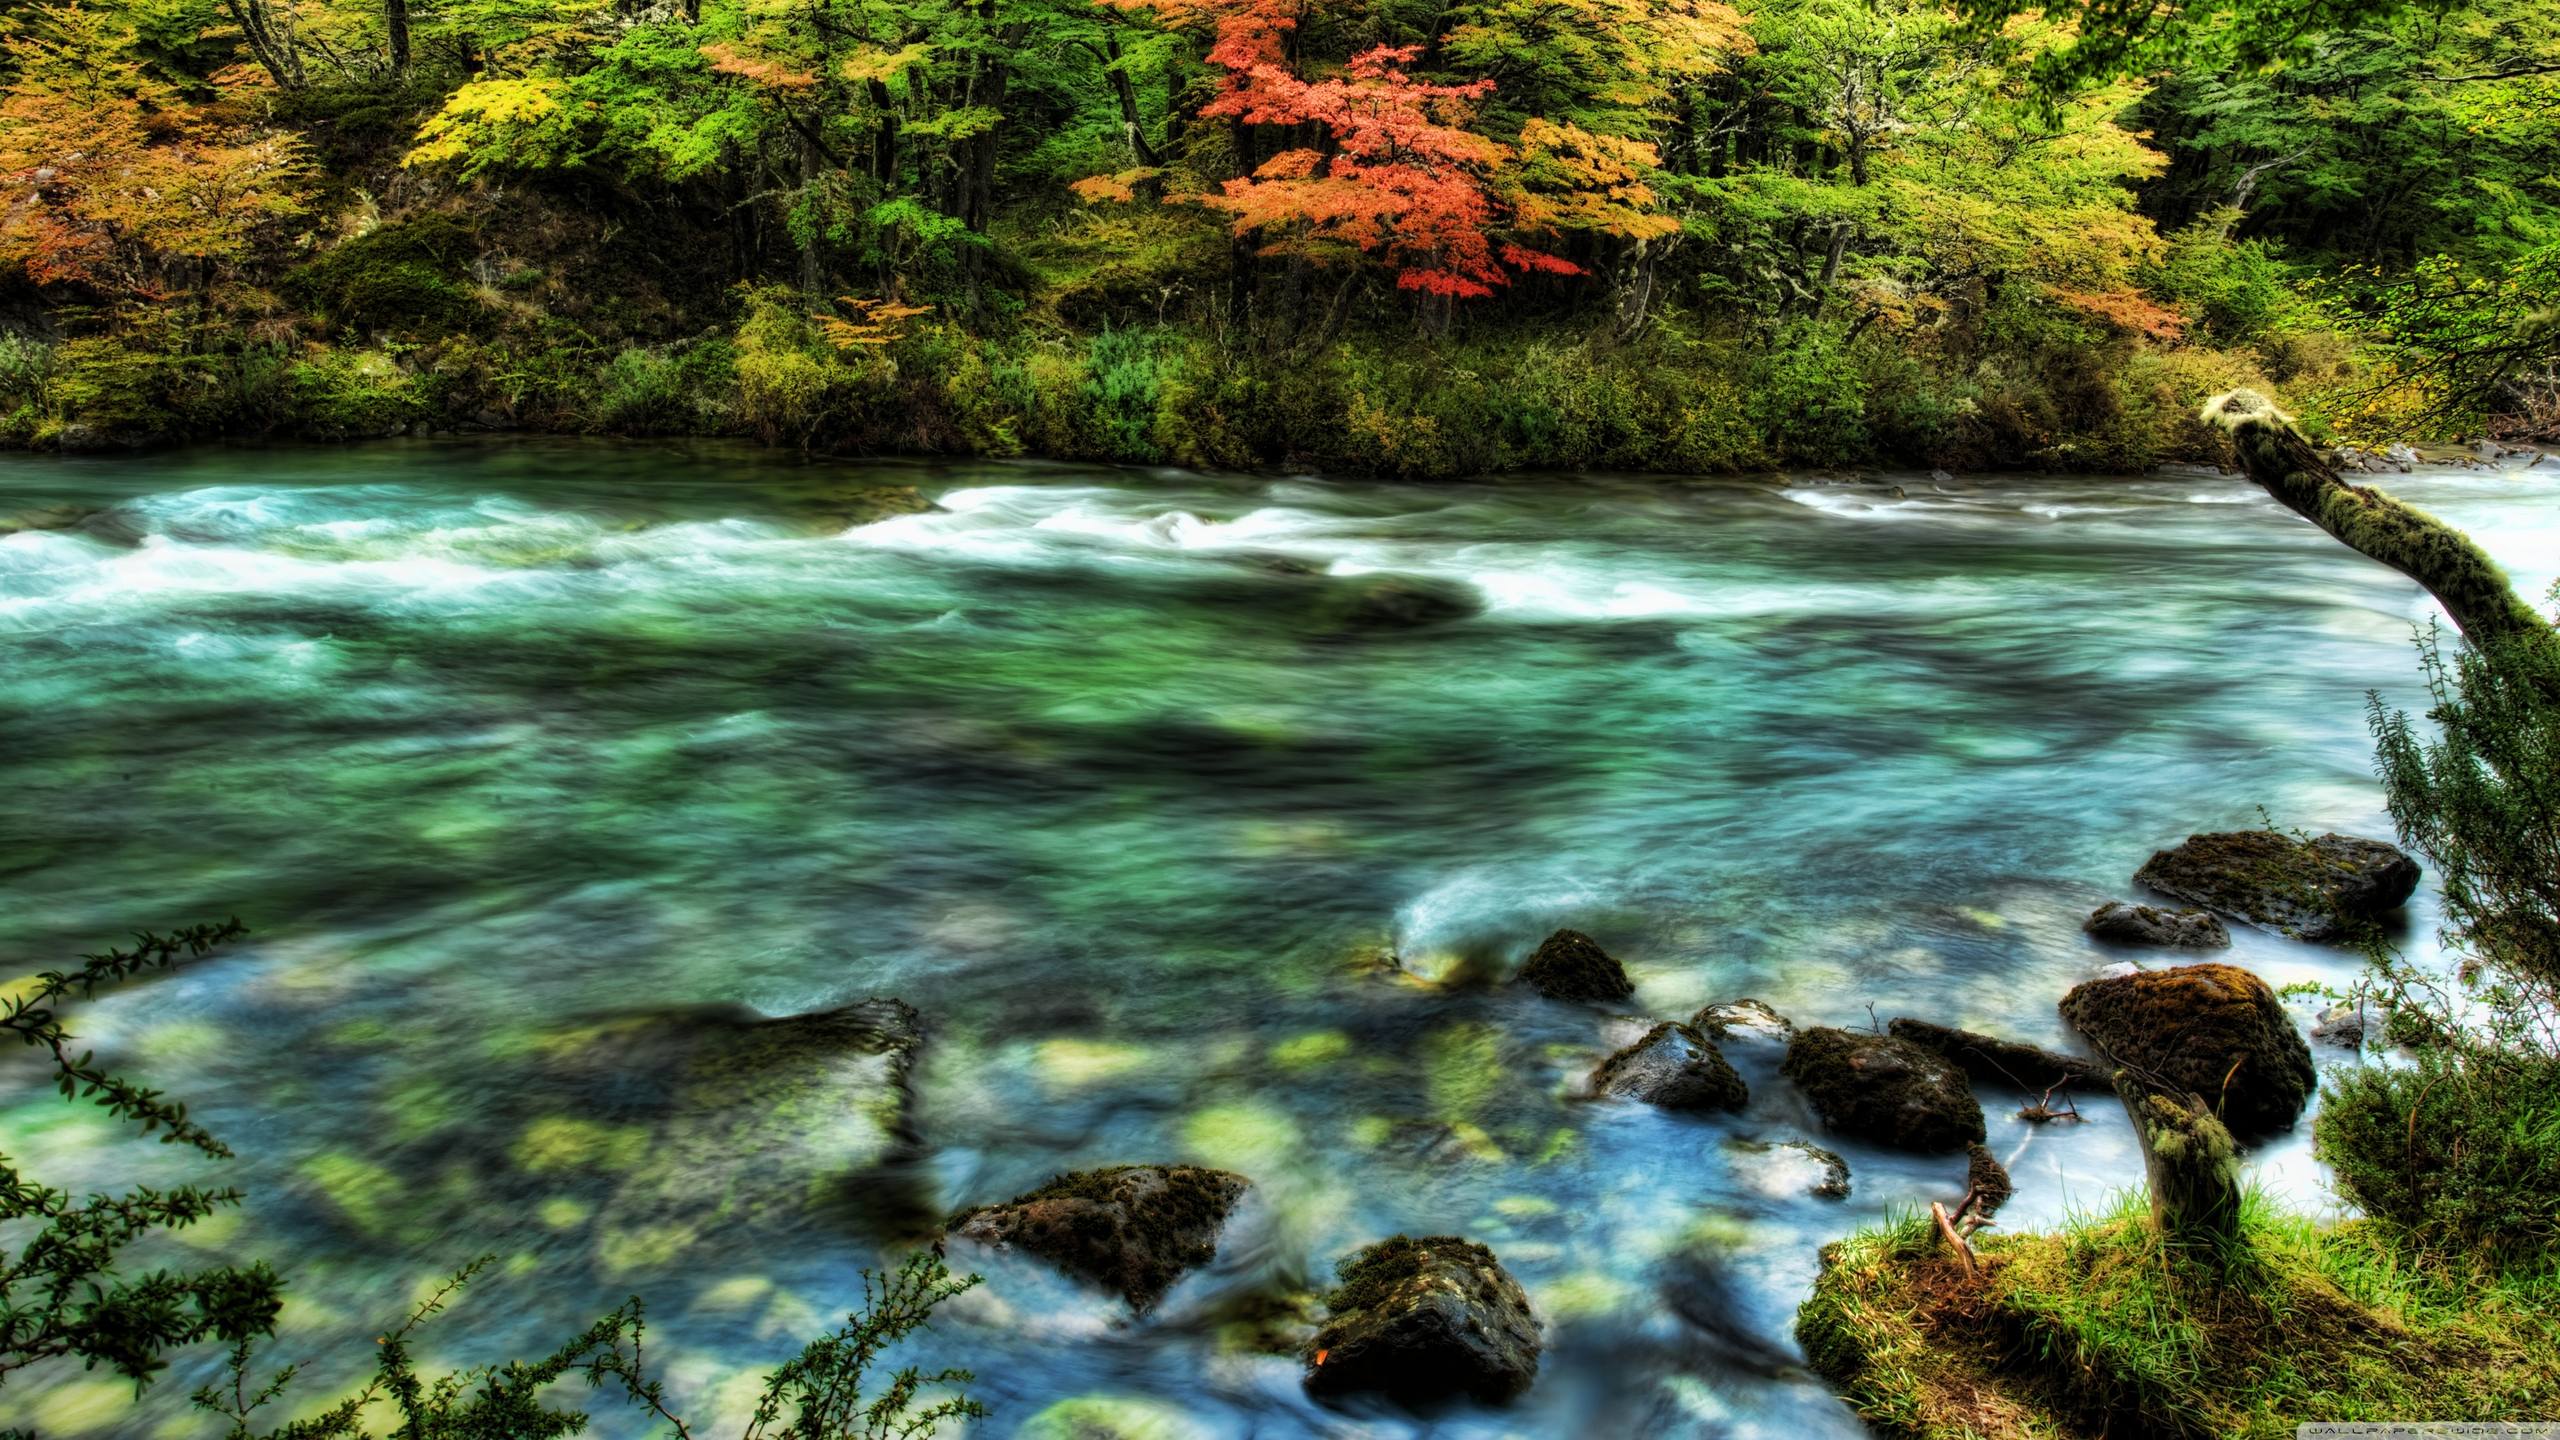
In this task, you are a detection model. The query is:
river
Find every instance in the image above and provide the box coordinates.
[3,444,2556,1438]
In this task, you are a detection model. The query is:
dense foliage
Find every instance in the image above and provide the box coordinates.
[2320,602,2560,1267]
[0,0,2552,467]
[0,926,983,1440]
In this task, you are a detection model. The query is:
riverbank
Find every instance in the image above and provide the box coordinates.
[3,307,2299,479]
[1800,1199,2560,1439]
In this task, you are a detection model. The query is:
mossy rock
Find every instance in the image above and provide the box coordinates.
[2133,831,2418,942]
[1782,1027,1986,1152]
[2083,901,2231,949]
[1886,1018,2104,1092]
[283,215,485,337]
[1304,1235,1540,1406]
[1590,1022,1747,1111]
[1516,929,1634,1002]
[950,1164,1249,1311]
[2059,963,2314,1139]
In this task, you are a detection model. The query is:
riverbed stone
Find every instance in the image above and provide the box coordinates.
[1782,1027,1986,1152]
[1589,1022,1746,1111]
[1314,574,1483,632]
[2311,1002,2368,1049]
[2133,830,2419,942]
[2084,900,2231,949]
[1304,1235,1541,1405]
[2058,963,2315,1137]
[1692,998,1793,1049]
[950,1164,1250,1311]
[1885,1017,2103,1091]
[1516,929,1634,1002]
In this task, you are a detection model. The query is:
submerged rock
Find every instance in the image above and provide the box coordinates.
[1781,1027,1985,1152]
[1304,1235,1540,1406]
[950,1164,1250,1311]
[2084,900,2231,950]
[2058,963,2315,1137]
[1313,574,1483,632]
[1516,929,1635,1002]
[1590,1023,1747,1111]
[2133,830,2419,941]
[1885,1018,2103,1091]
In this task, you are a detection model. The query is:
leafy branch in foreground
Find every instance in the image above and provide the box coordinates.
[0,920,984,1440]
[191,1250,985,1440]
[1,920,283,1401]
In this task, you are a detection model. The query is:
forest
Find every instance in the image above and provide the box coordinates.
[0,0,2555,471]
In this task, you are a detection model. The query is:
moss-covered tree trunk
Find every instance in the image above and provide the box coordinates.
[2204,390,2556,659]
[2115,1074,2243,1250]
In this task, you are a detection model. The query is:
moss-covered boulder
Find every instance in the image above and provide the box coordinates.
[1885,1018,2103,1091]
[1515,929,1634,1002]
[2084,900,2231,949]
[2133,831,2419,942]
[1304,1235,1540,1406]
[1590,1022,1747,1111]
[2059,963,2315,1138]
[951,1164,1249,1312]
[1781,1027,1985,1152]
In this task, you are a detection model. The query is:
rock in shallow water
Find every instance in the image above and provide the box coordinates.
[1305,1235,1541,1406]
[2058,962,2315,1137]
[1885,1017,2103,1091]
[1782,1026,1986,1152]
[2084,900,2231,949]
[2133,830,2418,942]
[1515,928,1635,1002]
[950,1164,1250,1311]
[1589,1022,1746,1111]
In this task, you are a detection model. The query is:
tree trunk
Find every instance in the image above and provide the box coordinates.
[1103,35,1160,166]
[223,0,305,90]
[386,0,410,74]
[2206,390,2556,657]
[798,132,825,303]
[2115,1074,2243,1251]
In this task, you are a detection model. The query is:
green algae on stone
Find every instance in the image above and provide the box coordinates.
[2133,830,2418,942]
[2059,963,2315,1139]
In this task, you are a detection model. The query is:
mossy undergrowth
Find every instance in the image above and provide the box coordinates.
[1799,1193,2560,1439]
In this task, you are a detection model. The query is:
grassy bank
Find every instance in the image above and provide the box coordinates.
[1798,1195,2560,1438]
[0,289,2287,477]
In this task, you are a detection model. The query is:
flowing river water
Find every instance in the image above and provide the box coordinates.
[3,445,2556,1439]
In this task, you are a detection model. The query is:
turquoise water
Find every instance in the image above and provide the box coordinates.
[3,444,2555,1438]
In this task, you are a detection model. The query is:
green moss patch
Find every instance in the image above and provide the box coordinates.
[1799,1199,2560,1439]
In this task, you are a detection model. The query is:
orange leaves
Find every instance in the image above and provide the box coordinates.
[1070,168,1165,203]
[2051,286,2189,343]
[1509,119,1678,243]
[699,42,819,90]
[817,296,934,349]
[0,4,310,297]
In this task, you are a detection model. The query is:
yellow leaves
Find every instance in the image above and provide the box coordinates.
[403,77,568,170]
[842,41,935,86]
[816,295,932,349]
[1069,167,1163,203]
[1509,118,1679,242]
